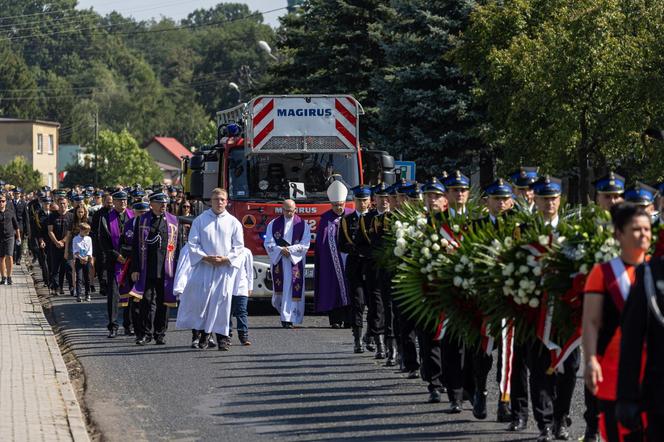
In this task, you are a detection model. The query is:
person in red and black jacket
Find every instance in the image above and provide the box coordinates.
[583,203,650,442]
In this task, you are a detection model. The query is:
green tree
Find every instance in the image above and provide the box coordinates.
[261,0,388,143]
[457,0,664,201]
[0,156,44,190]
[95,129,163,187]
[373,0,486,178]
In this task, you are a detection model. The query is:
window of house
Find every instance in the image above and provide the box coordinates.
[48,173,54,188]
[37,134,43,154]
[48,134,54,154]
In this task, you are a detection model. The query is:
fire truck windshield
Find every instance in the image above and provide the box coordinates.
[228,149,360,201]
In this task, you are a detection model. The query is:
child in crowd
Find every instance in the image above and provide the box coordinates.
[72,223,93,302]
[231,247,254,345]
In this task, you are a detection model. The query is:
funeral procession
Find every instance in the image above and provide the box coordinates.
[4,1,664,442]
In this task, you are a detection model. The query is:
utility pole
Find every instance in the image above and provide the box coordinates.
[93,107,99,187]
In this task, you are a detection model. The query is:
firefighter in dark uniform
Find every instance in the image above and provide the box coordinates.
[527,176,580,442]
[338,185,375,354]
[91,193,113,297]
[507,168,540,432]
[418,177,449,404]
[440,171,473,414]
[28,192,50,283]
[581,173,625,442]
[390,180,422,378]
[12,188,29,265]
[369,183,392,360]
[509,167,539,213]
[470,179,515,420]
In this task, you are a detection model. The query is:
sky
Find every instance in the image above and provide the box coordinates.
[76,0,288,27]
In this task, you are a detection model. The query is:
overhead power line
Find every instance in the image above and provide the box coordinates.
[3,6,287,42]
[0,0,204,33]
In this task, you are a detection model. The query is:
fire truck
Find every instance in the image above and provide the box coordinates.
[183,95,396,299]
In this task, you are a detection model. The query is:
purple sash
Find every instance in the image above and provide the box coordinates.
[327,217,348,305]
[129,211,179,307]
[272,215,305,300]
[107,208,134,287]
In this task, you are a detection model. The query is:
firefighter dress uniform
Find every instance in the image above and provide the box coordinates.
[338,185,375,354]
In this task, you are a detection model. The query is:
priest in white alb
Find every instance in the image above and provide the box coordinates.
[175,188,244,351]
[264,199,311,328]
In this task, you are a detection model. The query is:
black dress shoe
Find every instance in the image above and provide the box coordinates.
[6,277,12,285]
[145,336,153,344]
[582,432,600,442]
[124,328,134,336]
[191,338,200,349]
[1,277,6,285]
[198,339,209,349]
[444,401,463,414]
[407,369,419,379]
[155,337,166,345]
[107,329,118,338]
[135,338,146,346]
[217,334,231,351]
[365,335,376,352]
[537,427,554,442]
[472,391,488,420]
[553,421,570,440]
[507,418,527,431]
[428,390,441,403]
[497,401,512,422]
[331,323,341,329]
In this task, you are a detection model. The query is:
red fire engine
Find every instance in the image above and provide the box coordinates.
[183,95,395,299]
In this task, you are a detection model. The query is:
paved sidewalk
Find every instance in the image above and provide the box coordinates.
[0,267,89,442]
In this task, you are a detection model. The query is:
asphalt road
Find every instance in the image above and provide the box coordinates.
[35,274,587,442]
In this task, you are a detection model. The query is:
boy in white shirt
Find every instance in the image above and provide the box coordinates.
[231,247,253,345]
[73,223,93,302]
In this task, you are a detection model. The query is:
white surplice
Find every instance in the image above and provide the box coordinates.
[175,209,244,336]
[264,216,311,324]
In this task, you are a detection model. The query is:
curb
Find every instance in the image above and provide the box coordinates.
[24,274,91,442]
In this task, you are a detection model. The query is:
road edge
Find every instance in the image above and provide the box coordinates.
[30,270,101,442]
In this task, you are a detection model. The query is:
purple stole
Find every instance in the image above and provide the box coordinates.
[129,211,179,307]
[107,208,134,288]
[327,217,349,306]
[272,215,305,300]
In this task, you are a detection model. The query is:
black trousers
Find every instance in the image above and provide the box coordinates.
[471,348,493,394]
[583,387,599,435]
[419,328,444,392]
[365,261,385,337]
[105,263,120,331]
[74,259,91,296]
[379,268,395,339]
[442,334,474,402]
[598,400,643,442]
[37,245,49,283]
[328,306,352,326]
[345,255,368,329]
[510,342,530,421]
[94,251,107,296]
[395,301,419,371]
[647,411,664,441]
[137,278,169,340]
[525,340,556,430]
[48,246,73,291]
[554,347,580,423]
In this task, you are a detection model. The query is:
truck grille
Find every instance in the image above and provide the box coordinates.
[259,136,354,153]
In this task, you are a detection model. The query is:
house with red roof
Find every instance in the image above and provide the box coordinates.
[143,136,192,184]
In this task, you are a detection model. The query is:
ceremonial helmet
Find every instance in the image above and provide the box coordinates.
[532,175,562,197]
[624,182,656,206]
[593,172,625,194]
[484,178,513,198]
